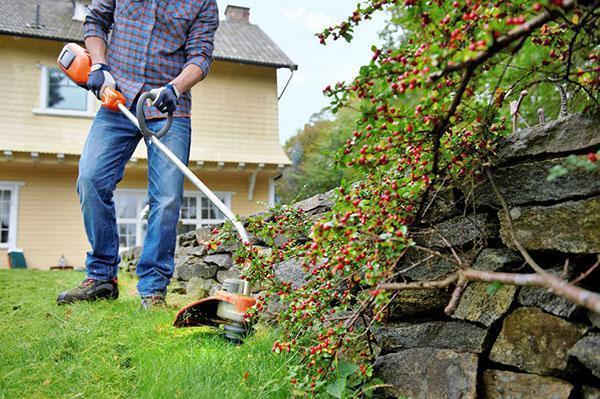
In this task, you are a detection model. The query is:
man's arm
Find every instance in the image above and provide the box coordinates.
[85,36,108,65]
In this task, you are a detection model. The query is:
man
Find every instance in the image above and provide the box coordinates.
[57,0,219,309]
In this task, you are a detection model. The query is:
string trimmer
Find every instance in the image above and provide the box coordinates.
[57,43,256,342]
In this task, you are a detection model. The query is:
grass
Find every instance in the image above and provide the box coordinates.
[0,270,294,399]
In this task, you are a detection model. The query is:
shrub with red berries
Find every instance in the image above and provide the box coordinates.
[218,0,598,396]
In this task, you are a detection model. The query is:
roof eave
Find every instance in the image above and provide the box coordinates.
[0,31,299,71]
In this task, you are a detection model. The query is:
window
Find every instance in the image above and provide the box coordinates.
[115,191,148,250]
[114,190,231,250]
[0,182,23,250]
[33,66,96,117]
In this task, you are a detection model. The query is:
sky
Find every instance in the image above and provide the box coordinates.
[215,1,386,144]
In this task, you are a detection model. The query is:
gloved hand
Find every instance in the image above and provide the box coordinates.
[149,83,180,114]
[86,63,116,99]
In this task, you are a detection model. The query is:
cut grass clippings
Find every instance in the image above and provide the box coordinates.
[0,270,294,399]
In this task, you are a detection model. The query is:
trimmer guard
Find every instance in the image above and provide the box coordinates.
[173,290,256,328]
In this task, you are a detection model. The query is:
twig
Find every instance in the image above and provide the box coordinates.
[571,256,600,286]
[444,276,467,316]
[486,169,547,276]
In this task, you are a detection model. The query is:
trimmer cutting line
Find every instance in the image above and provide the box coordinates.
[58,43,256,342]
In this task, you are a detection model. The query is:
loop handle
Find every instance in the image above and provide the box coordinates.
[136,91,173,139]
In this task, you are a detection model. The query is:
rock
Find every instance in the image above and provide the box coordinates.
[292,190,335,215]
[186,277,217,297]
[175,258,218,281]
[518,268,581,318]
[209,283,223,296]
[274,258,307,289]
[480,369,573,399]
[216,268,241,283]
[417,213,498,248]
[398,249,457,281]
[452,283,517,327]
[170,281,188,295]
[204,254,233,269]
[389,288,452,319]
[472,248,522,272]
[373,348,478,399]
[474,157,600,206]
[588,311,600,329]
[422,187,460,223]
[495,114,600,164]
[569,333,600,378]
[176,245,207,258]
[373,321,488,354]
[582,385,600,399]
[499,197,600,253]
[489,307,588,375]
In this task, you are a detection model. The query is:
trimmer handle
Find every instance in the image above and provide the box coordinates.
[136,91,174,139]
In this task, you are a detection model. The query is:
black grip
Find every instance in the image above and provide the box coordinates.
[136,91,174,139]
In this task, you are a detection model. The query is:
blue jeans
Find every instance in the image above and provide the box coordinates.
[78,107,191,296]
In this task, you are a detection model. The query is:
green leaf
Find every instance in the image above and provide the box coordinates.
[486,281,503,296]
[326,377,346,399]
[338,360,359,378]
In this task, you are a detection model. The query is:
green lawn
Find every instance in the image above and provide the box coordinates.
[0,270,293,399]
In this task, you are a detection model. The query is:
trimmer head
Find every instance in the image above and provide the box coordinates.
[174,279,256,343]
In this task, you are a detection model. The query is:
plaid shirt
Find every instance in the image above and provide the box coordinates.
[83,0,219,118]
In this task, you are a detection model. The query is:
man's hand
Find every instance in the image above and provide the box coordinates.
[150,83,180,114]
[87,63,116,99]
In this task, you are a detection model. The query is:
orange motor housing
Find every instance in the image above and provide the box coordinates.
[57,43,125,112]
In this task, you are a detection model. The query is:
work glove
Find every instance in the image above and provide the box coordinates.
[86,63,116,99]
[149,83,180,114]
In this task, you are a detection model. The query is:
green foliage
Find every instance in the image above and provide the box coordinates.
[0,270,294,399]
[277,108,362,204]
[547,151,600,180]
[222,0,599,396]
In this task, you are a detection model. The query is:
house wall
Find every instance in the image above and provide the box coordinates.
[0,34,288,165]
[0,161,272,269]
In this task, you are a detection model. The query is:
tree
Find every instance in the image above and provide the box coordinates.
[219,1,599,396]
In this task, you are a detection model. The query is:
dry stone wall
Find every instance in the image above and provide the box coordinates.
[120,113,600,398]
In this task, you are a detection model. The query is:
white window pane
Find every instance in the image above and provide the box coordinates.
[47,68,88,111]
[115,194,137,219]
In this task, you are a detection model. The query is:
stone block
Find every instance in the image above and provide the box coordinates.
[490,307,588,375]
[373,348,478,399]
[204,254,233,269]
[292,190,335,215]
[480,369,573,399]
[569,333,600,378]
[388,288,451,319]
[518,268,581,318]
[186,277,218,298]
[373,321,488,354]
[495,114,600,164]
[474,156,600,207]
[453,283,517,327]
[398,249,457,281]
[216,268,241,283]
[499,197,600,253]
[175,258,218,281]
[274,258,307,289]
[417,213,498,248]
[472,248,522,272]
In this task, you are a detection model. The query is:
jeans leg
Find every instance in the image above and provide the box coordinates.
[78,108,142,281]
[136,117,191,296]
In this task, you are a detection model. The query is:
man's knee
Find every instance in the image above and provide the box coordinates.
[77,171,110,201]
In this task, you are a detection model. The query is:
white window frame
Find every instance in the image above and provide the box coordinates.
[183,190,233,228]
[33,65,97,118]
[114,189,233,250]
[0,181,24,250]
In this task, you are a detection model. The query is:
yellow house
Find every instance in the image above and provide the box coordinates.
[0,1,295,269]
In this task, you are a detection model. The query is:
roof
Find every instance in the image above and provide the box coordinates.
[0,0,297,70]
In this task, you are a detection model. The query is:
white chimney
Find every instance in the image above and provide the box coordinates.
[72,1,89,22]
